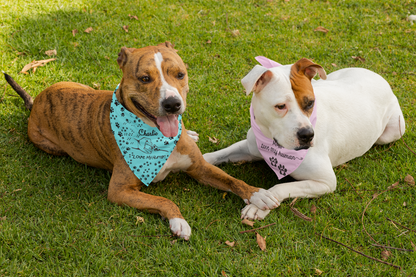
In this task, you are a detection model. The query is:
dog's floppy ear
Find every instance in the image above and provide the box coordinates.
[117,47,133,69]
[241,65,274,96]
[293,58,327,80]
[158,41,176,50]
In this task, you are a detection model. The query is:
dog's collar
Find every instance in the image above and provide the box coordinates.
[251,56,316,179]
[109,85,182,186]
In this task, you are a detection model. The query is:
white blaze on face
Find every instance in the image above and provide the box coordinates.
[153,52,183,138]
[154,52,183,105]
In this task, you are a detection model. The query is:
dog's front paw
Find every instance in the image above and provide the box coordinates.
[241,204,271,220]
[169,218,191,240]
[246,189,280,210]
[186,130,199,142]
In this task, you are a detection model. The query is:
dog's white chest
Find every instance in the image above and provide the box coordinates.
[152,150,192,183]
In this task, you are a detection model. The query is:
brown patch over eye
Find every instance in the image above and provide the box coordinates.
[303,97,315,111]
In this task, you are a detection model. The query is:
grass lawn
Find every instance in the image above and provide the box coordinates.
[1,0,415,275]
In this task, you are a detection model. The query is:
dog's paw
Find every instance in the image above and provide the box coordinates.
[169,218,191,240]
[186,130,199,142]
[241,204,271,220]
[246,189,280,210]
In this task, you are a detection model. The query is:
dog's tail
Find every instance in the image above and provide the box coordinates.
[2,71,33,110]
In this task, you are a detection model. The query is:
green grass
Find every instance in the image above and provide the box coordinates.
[1,0,416,276]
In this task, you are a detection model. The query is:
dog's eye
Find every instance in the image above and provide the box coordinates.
[140,76,151,83]
[275,104,286,110]
[177,72,185,80]
[306,100,315,109]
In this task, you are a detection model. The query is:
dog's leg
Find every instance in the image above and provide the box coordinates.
[186,155,279,210]
[375,105,405,145]
[108,162,191,240]
[203,129,263,165]
[242,157,336,220]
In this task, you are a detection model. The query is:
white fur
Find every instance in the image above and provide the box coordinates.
[186,130,199,142]
[154,52,185,114]
[169,218,191,240]
[204,65,405,220]
[152,149,192,183]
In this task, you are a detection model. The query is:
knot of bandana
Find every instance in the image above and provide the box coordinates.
[110,85,182,186]
[251,56,317,179]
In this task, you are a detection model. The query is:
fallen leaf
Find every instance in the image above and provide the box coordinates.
[310,204,317,214]
[122,25,129,32]
[170,240,177,245]
[208,136,218,144]
[352,56,365,63]
[231,29,240,37]
[381,250,391,260]
[20,59,55,74]
[93,83,101,89]
[129,14,139,20]
[241,218,254,227]
[0,216,6,221]
[387,181,399,190]
[315,268,323,275]
[135,216,144,224]
[45,49,57,56]
[331,63,337,67]
[183,188,190,191]
[13,188,22,192]
[222,192,227,199]
[411,241,416,252]
[206,40,211,44]
[84,27,93,33]
[403,202,407,207]
[72,29,78,36]
[225,240,235,247]
[404,174,415,185]
[104,56,110,60]
[314,26,329,33]
[221,271,228,277]
[256,232,266,251]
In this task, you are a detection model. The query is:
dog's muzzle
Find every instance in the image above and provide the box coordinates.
[162,96,182,113]
[296,127,314,149]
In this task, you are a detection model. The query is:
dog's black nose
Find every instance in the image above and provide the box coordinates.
[162,97,181,113]
[297,127,314,144]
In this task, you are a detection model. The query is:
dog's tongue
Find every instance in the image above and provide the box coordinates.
[157,115,179,137]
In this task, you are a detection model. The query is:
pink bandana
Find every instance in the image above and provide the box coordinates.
[251,56,317,179]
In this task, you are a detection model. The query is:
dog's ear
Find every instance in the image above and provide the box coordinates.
[293,58,327,80]
[241,65,274,96]
[117,47,133,69]
[158,41,176,50]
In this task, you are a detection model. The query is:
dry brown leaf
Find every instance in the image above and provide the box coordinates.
[84,27,93,33]
[13,188,22,192]
[231,29,240,37]
[123,25,129,33]
[0,216,6,221]
[331,63,337,67]
[225,240,235,247]
[411,241,416,252]
[315,268,323,275]
[170,240,177,245]
[221,271,228,277]
[387,181,399,190]
[208,136,218,144]
[314,26,329,33]
[206,40,212,44]
[104,56,110,60]
[222,192,227,199]
[93,83,101,89]
[72,29,78,36]
[135,216,144,224]
[20,58,56,74]
[45,49,57,56]
[404,174,415,185]
[129,14,139,20]
[403,202,407,207]
[256,232,266,251]
[310,204,317,214]
[241,218,255,227]
[352,56,365,63]
[381,250,391,260]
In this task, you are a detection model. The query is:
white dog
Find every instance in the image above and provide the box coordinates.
[203,56,405,220]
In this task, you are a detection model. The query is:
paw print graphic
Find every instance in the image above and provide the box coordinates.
[110,107,114,113]
[164,141,169,145]
[278,164,287,176]
[115,122,120,128]
[173,139,178,145]
[120,107,125,112]
[269,157,278,167]
[118,131,122,137]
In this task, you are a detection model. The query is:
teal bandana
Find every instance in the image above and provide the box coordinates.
[109,85,182,186]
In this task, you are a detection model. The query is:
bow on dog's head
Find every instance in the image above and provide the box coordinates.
[242,58,327,150]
